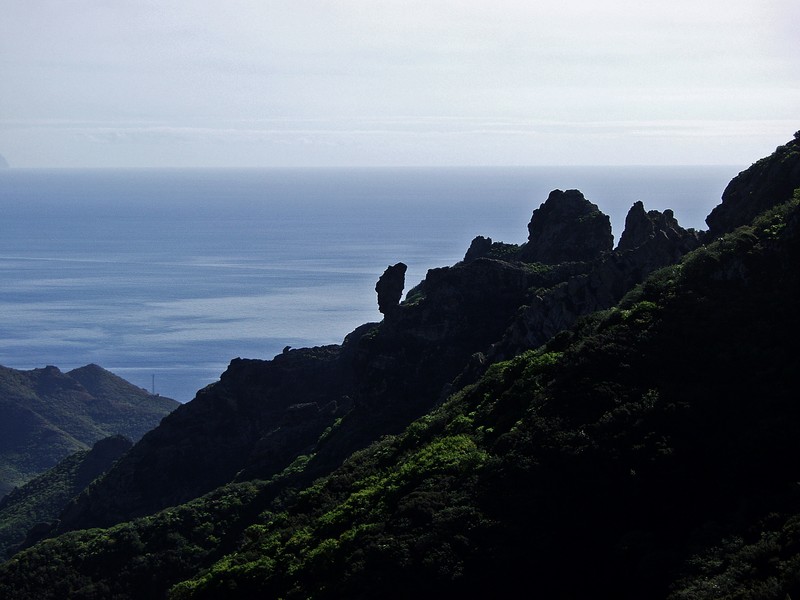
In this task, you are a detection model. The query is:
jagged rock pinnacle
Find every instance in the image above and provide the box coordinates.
[376,262,407,314]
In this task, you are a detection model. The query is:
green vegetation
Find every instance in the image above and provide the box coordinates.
[671,512,800,600]
[0,364,178,498]
[0,450,90,559]
[482,241,521,261]
[0,482,263,600]
[0,435,131,561]
[169,194,800,598]
[0,147,799,598]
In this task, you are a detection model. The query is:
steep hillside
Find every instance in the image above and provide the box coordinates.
[706,131,800,238]
[0,364,178,498]
[0,134,798,599]
[170,191,800,599]
[0,435,131,560]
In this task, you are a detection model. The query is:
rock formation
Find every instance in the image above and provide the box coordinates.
[617,201,701,264]
[464,235,493,262]
[519,189,613,264]
[375,262,407,314]
[48,187,706,536]
[617,200,662,250]
[490,199,701,360]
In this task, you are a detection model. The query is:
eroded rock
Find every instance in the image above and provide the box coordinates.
[520,189,613,264]
[376,262,407,314]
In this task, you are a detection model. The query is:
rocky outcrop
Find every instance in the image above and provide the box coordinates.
[618,200,663,250]
[45,191,703,536]
[617,201,701,265]
[491,200,701,359]
[463,236,520,263]
[300,258,545,480]
[464,236,493,262]
[376,263,407,315]
[52,256,543,531]
[706,131,800,238]
[519,189,613,264]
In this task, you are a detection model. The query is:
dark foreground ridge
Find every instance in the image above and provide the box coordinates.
[1,133,799,599]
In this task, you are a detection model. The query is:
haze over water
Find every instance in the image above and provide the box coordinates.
[0,166,736,402]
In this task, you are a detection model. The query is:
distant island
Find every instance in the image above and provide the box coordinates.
[0,154,9,169]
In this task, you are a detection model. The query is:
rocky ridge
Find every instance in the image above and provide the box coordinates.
[2,133,800,599]
[52,178,704,536]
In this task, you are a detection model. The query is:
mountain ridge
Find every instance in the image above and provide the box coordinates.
[0,364,178,499]
[49,184,706,536]
[1,133,799,598]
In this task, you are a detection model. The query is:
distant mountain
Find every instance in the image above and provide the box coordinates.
[0,154,8,169]
[0,435,131,560]
[0,364,178,498]
[0,133,799,599]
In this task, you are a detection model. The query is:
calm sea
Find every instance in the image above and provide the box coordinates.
[0,166,738,402]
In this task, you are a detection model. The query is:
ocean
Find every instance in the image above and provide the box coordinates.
[0,166,739,402]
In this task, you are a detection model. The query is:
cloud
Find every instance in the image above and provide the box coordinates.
[1,1,797,166]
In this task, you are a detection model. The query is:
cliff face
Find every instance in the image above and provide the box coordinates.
[54,257,543,531]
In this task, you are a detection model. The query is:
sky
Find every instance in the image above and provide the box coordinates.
[1,0,798,168]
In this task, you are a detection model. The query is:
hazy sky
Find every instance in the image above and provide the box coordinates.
[1,0,798,168]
